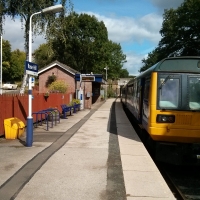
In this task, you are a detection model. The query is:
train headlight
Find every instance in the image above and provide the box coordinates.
[156,114,175,123]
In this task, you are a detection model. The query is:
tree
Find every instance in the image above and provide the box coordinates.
[44,12,127,79]
[2,43,26,82]
[140,48,161,72]
[34,43,54,69]
[100,40,127,79]
[140,0,200,73]
[159,0,200,56]
[2,39,12,82]
[118,68,129,78]
[10,49,26,81]
[1,0,73,56]
[47,12,108,72]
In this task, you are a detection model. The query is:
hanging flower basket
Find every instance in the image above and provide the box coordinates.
[44,92,50,97]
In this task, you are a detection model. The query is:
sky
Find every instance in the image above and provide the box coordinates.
[3,0,184,76]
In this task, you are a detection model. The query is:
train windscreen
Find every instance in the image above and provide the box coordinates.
[189,77,200,110]
[158,77,179,109]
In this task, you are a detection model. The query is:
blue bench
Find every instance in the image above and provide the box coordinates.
[73,103,81,113]
[60,104,73,118]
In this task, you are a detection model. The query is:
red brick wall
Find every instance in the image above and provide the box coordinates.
[39,66,75,94]
[84,82,92,109]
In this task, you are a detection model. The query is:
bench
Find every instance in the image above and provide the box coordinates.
[60,104,73,119]
[73,103,81,113]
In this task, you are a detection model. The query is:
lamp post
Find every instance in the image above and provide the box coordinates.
[104,66,109,100]
[26,4,63,147]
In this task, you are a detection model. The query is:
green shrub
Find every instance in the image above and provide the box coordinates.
[48,80,68,94]
[107,88,115,98]
[72,98,80,104]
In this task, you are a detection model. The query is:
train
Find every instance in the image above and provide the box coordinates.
[121,56,200,164]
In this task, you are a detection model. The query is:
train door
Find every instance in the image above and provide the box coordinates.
[136,78,145,123]
[142,78,150,129]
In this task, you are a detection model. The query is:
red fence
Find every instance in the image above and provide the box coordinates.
[0,93,73,136]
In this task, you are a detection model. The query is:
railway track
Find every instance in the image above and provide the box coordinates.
[158,163,200,200]
[123,105,200,200]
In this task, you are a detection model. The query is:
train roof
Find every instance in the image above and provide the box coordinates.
[137,56,200,79]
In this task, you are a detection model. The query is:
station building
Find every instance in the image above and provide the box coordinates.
[38,60,105,109]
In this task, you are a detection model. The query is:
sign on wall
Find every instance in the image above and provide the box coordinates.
[81,76,95,82]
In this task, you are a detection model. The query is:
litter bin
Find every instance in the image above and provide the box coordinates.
[4,117,25,139]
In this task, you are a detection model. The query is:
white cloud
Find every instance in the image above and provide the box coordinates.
[3,17,45,51]
[4,10,163,76]
[87,11,162,44]
[84,11,162,75]
[123,52,147,76]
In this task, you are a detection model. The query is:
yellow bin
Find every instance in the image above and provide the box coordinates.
[4,117,25,139]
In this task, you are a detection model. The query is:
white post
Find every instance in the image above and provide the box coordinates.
[104,66,109,100]
[26,12,40,147]
[26,5,63,147]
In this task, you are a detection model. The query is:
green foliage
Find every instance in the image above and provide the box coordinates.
[2,40,11,61]
[10,49,26,81]
[140,48,161,72]
[48,80,68,93]
[140,0,200,72]
[107,88,115,98]
[45,74,57,87]
[67,99,80,106]
[48,12,108,72]
[44,91,50,97]
[45,12,127,79]
[119,68,129,78]
[34,43,54,69]
[72,98,80,104]
[1,0,73,55]
[0,40,26,82]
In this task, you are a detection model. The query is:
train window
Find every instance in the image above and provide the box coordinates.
[158,78,179,109]
[133,82,137,97]
[189,77,200,109]
[137,81,140,98]
[144,81,150,100]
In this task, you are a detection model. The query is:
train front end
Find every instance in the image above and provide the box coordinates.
[144,57,200,164]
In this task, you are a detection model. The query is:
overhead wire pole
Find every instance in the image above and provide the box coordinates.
[26,5,63,147]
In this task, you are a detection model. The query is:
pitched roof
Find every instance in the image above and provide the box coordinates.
[38,60,80,75]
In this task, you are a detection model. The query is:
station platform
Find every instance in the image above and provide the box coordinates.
[0,98,176,200]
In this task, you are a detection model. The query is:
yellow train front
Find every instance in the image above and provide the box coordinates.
[122,56,200,164]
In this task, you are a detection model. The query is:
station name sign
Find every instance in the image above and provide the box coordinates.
[25,61,38,76]
[81,75,95,82]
